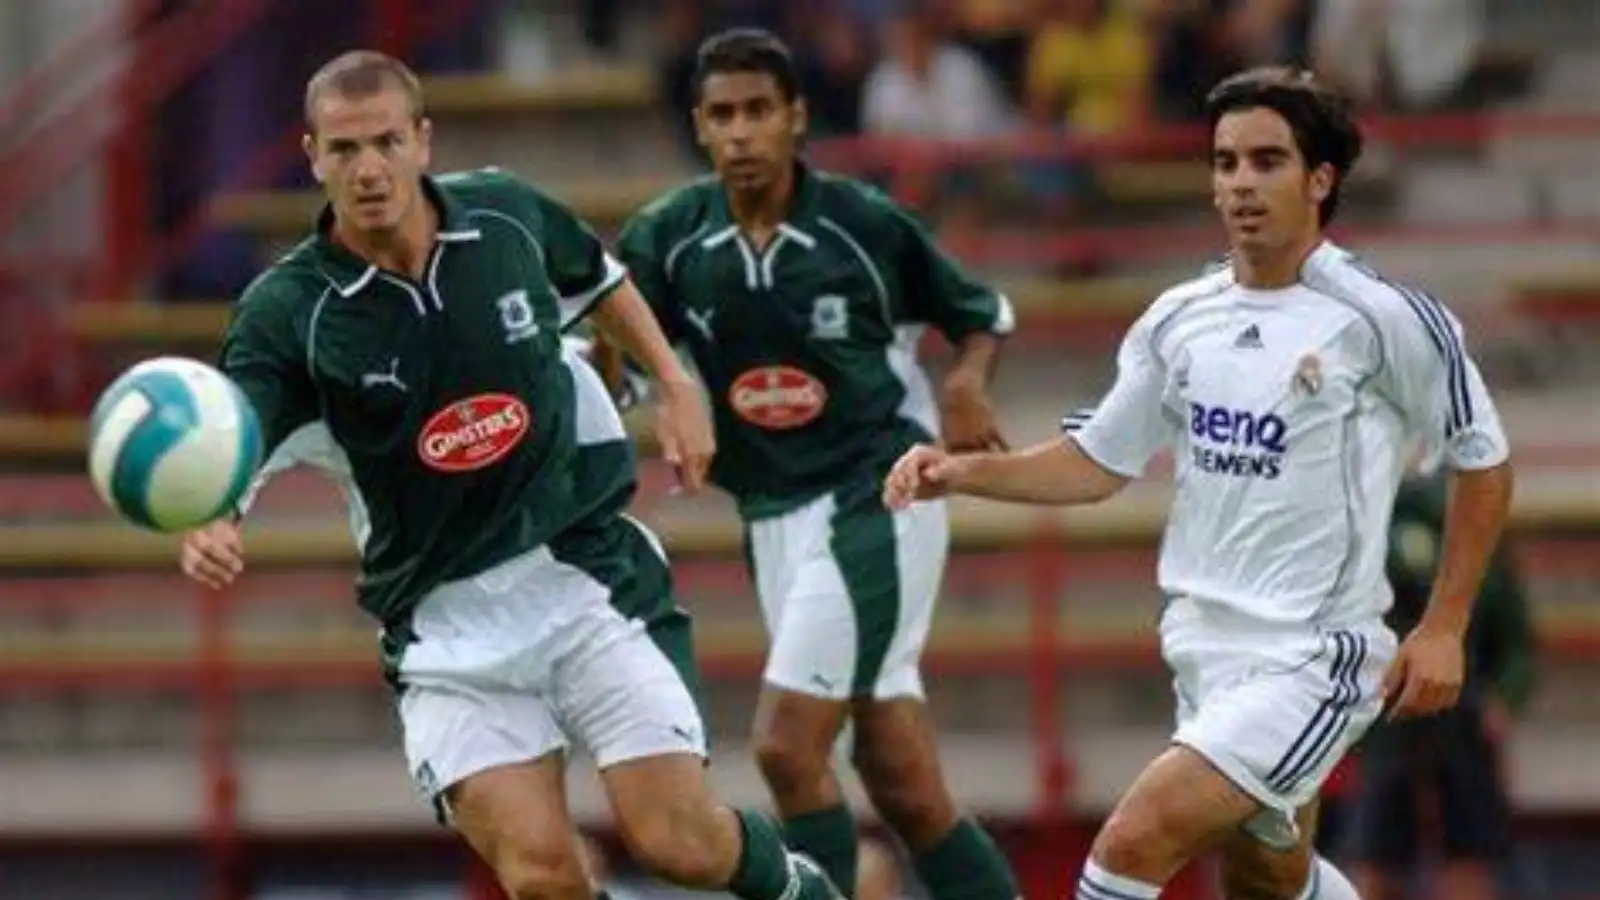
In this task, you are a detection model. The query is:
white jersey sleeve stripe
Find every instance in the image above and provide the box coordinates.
[1394,285,1472,436]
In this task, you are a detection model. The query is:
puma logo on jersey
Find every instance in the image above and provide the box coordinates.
[360,357,407,392]
[685,308,715,342]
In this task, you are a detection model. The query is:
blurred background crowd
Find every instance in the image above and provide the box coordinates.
[0,1,1597,899]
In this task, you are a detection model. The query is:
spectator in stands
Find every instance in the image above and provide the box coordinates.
[860,1,1014,139]
[787,2,875,137]
[1147,0,1313,119]
[1311,0,1487,110]
[1016,0,1154,221]
[947,0,1035,107]
[1337,466,1535,900]
[1025,0,1155,136]
[860,1,1015,227]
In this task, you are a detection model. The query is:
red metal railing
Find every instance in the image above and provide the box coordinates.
[3,532,1600,898]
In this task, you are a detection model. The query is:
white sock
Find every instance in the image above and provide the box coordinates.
[1296,855,1362,900]
[1077,858,1161,900]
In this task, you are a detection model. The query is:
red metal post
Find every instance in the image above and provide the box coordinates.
[100,0,151,300]
[1026,516,1074,898]
[376,0,413,55]
[198,584,243,900]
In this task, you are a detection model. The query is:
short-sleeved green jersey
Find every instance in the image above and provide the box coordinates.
[219,168,635,625]
[617,165,1014,519]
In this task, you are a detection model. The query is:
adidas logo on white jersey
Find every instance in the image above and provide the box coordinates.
[1234,324,1263,349]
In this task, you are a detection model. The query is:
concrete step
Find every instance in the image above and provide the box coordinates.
[5,721,1600,835]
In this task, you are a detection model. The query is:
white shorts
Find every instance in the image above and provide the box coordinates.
[747,487,949,701]
[394,541,707,814]
[1161,596,1397,849]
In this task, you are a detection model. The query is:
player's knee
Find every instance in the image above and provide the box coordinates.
[755,730,831,797]
[617,797,730,888]
[495,841,592,900]
[1091,804,1186,881]
[854,749,954,839]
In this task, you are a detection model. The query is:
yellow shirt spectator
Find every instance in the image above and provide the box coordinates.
[1026,1,1153,134]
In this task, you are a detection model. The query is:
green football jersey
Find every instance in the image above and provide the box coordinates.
[617,165,1014,519]
[219,168,636,625]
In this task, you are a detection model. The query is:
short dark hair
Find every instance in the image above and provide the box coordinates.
[692,28,800,103]
[1205,66,1364,225]
[304,50,425,132]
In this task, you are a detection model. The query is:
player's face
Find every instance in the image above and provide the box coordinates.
[1211,107,1332,256]
[304,87,433,236]
[694,71,806,193]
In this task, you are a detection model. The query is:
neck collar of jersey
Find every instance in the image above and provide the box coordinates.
[313,175,481,295]
[713,160,823,226]
[1291,239,1344,282]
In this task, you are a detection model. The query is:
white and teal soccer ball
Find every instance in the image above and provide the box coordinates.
[87,356,263,533]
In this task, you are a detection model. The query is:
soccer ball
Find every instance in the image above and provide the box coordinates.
[87,356,263,533]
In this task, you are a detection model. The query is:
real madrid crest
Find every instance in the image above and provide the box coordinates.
[1292,353,1323,396]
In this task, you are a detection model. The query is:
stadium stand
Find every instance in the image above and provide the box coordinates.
[0,1,1598,898]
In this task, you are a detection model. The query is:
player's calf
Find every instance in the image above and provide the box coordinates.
[1217,801,1363,900]
[853,698,1021,900]
[1224,855,1363,900]
[603,751,846,900]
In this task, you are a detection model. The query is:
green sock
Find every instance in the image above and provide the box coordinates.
[912,817,1020,900]
[729,808,844,900]
[784,804,860,898]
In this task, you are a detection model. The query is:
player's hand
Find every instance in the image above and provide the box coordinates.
[180,519,245,590]
[1382,621,1466,720]
[939,375,1007,452]
[655,378,715,494]
[883,443,970,510]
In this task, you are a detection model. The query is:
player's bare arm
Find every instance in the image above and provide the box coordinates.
[588,278,716,491]
[1384,461,1515,719]
[940,333,1007,452]
[883,437,1128,510]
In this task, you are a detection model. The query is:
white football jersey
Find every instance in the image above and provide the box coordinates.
[1066,241,1509,624]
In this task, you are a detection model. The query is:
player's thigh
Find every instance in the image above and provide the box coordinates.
[397,681,568,825]
[601,747,734,883]
[1171,626,1394,852]
[1094,743,1261,881]
[1435,709,1513,860]
[751,485,948,702]
[1217,800,1321,900]
[446,754,590,898]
